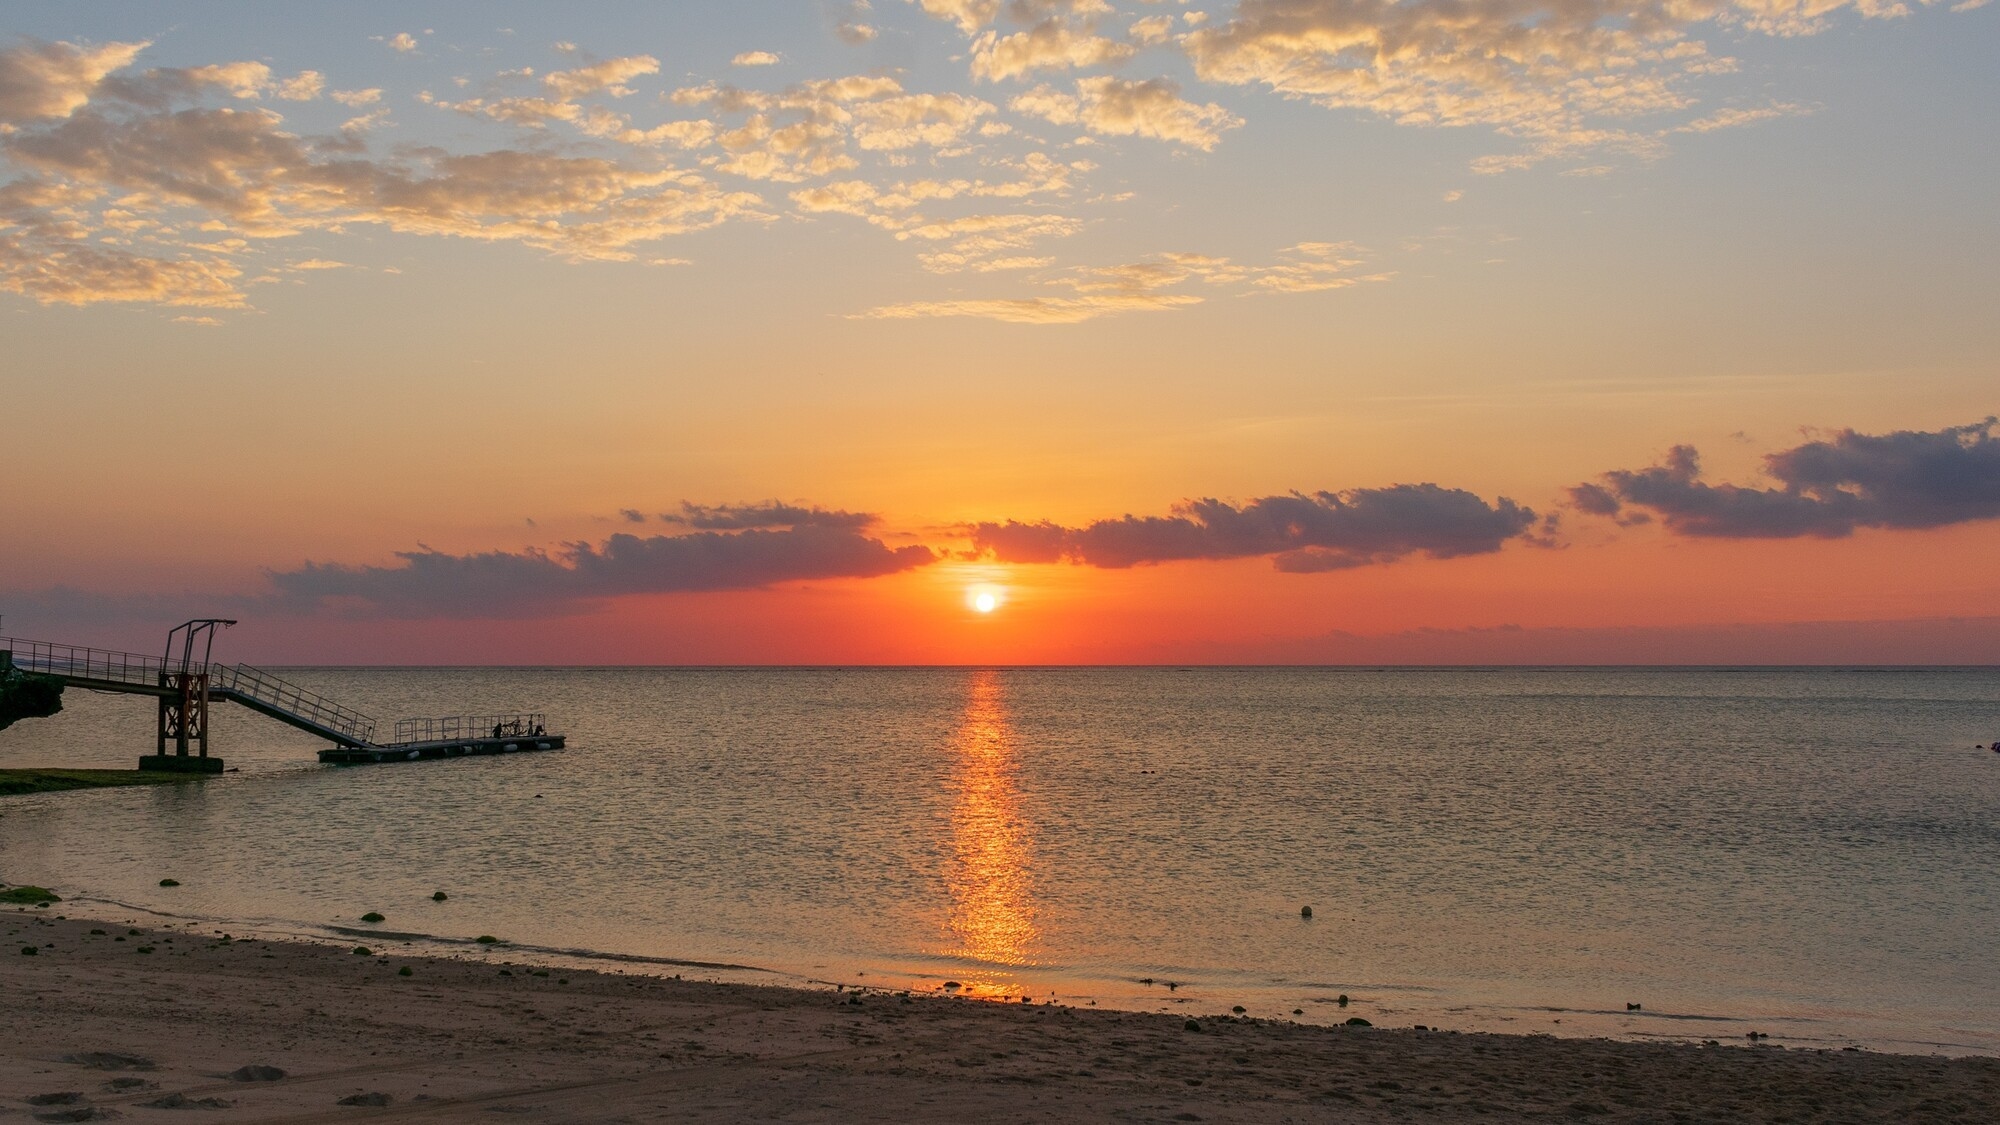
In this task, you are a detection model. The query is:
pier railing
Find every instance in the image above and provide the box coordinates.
[211,664,378,745]
[391,713,547,746]
[1,637,168,688]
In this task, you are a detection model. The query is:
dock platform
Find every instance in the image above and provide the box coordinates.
[319,733,566,765]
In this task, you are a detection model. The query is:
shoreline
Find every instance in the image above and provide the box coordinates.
[11,887,1995,1062]
[0,768,202,797]
[6,906,1998,1123]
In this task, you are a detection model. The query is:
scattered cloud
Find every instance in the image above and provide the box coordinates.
[1129,16,1177,46]
[860,241,1382,321]
[1011,76,1240,150]
[1180,0,1920,171]
[970,21,1136,81]
[971,485,1539,570]
[387,32,419,54]
[732,51,781,67]
[0,39,148,123]
[0,41,768,307]
[858,291,1201,323]
[272,70,324,101]
[1571,418,2000,538]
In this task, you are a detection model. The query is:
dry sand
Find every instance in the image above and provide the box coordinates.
[4,910,1996,1123]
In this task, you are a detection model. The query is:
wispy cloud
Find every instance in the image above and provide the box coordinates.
[858,241,1384,322]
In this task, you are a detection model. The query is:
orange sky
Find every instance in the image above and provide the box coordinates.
[1,4,1996,663]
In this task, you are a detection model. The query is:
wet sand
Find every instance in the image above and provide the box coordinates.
[4,910,1996,1123]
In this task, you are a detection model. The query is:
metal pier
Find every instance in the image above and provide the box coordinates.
[0,622,564,770]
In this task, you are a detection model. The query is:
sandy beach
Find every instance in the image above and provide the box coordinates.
[4,909,1996,1123]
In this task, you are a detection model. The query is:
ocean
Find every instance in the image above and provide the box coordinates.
[3,667,1996,1054]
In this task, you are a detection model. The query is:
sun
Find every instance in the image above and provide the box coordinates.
[969,588,1002,614]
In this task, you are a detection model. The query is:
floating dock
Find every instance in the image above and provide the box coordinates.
[318,734,565,765]
[317,714,564,764]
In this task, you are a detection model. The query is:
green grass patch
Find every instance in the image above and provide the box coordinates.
[0,769,202,797]
[1,885,60,905]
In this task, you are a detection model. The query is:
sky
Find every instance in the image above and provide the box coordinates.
[1,0,1996,664]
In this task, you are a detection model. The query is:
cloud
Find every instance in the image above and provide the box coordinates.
[858,291,1201,323]
[661,501,880,530]
[0,39,148,123]
[1571,418,2000,538]
[909,0,1007,34]
[732,51,781,67]
[972,484,1539,570]
[1010,76,1240,150]
[269,520,935,618]
[542,55,659,100]
[387,33,419,54]
[427,54,661,132]
[1129,16,1177,45]
[272,70,324,101]
[860,241,1381,320]
[970,21,1136,81]
[1180,0,1927,170]
[0,178,248,306]
[907,0,1117,35]
[0,46,770,306]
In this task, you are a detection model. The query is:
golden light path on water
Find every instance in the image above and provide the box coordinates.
[940,669,1038,996]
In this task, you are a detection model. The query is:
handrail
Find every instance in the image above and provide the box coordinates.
[0,637,168,687]
[390,713,547,746]
[212,664,377,744]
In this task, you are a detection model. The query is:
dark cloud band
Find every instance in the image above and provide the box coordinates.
[268,522,934,619]
[1571,417,2000,538]
[971,484,1540,570]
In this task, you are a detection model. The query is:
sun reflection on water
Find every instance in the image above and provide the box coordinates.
[942,670,1039,987]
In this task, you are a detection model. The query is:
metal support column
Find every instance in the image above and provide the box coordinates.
[143,618,234,774]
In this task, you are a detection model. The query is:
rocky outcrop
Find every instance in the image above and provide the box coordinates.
[0,657,64,731]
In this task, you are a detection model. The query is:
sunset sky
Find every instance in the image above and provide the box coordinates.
[3,1,1996,664]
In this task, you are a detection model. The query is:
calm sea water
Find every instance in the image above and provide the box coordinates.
[3,668,1997,1054]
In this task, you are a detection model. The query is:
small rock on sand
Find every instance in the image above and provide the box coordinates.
[32,1109,117,1123]
[26,1093,84,1106]
[226,1064,286,1082]
[337,1092,392,1107]
[141,1093,232,1109]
